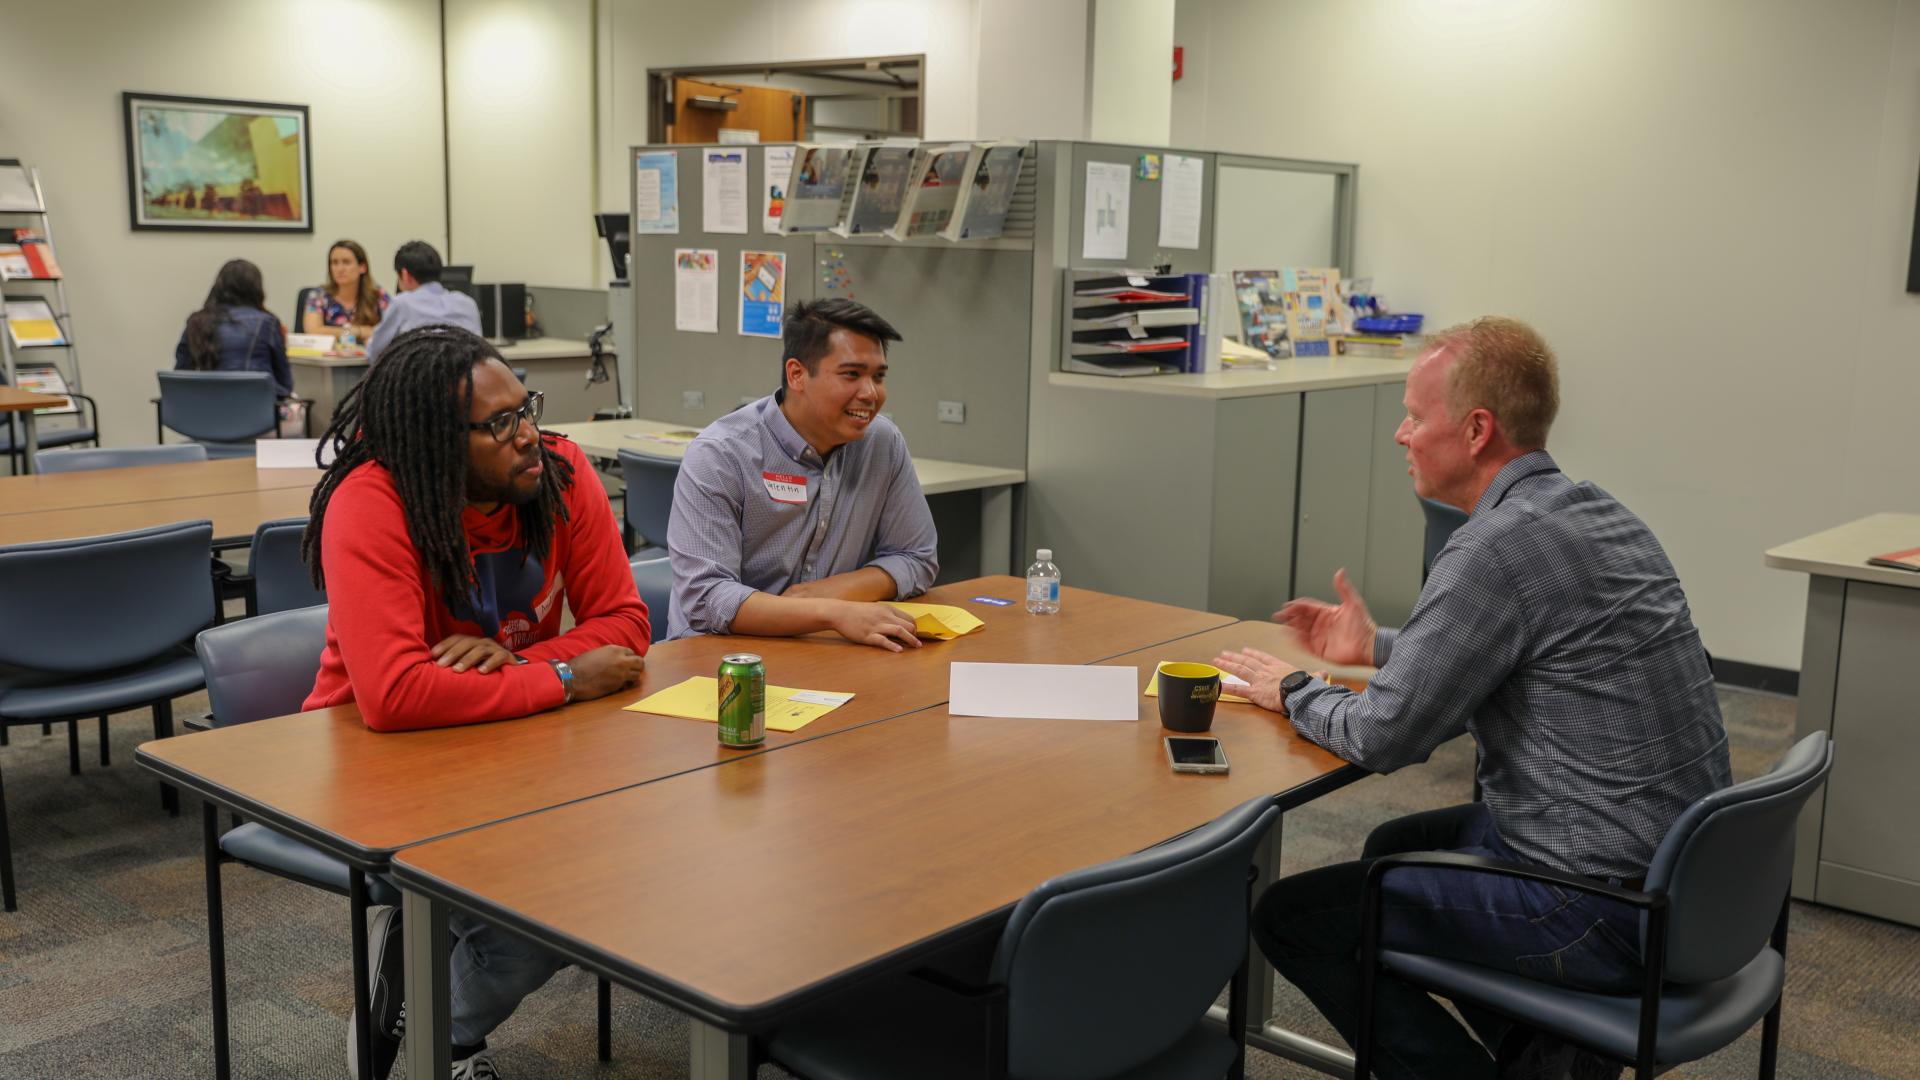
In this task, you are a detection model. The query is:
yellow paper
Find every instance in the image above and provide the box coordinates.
[623,676,853,732]
[1143,662,1253,704]
[884,602,985,641]
[9,318,63,346]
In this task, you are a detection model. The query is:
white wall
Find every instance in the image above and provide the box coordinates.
[596,0,980,227]
[975,0,1090,141]
[1087,0,1173,145]
[0,0,447,448]
[446,0,598,288]
[1171,0,1920,670]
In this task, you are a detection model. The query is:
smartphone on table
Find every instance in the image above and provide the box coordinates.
[1164,736,1229,774]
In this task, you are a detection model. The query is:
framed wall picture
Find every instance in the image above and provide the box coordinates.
[123,92,312,232]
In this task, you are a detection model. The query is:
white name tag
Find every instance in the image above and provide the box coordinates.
[762,470,809,504]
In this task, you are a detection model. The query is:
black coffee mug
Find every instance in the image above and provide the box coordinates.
[1157,662,1222,733]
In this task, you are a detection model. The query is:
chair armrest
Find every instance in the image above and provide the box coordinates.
[907,966,1004,1002]
[1364,850,1657,911]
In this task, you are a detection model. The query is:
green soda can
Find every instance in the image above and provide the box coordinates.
[716,653,766,748]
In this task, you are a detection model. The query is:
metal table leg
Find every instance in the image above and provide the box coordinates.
[688,1019,752,1080]
[403,888,452,1080]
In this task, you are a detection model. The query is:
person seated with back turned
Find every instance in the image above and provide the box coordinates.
[173,258,292,396]
[1211,317,1731,1080]
[668,298,937,650]
[301,325,649,1079]
[365,239,482,362]
[302,238,391,342]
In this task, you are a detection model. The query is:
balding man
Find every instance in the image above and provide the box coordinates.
[1215,317,1731,1080]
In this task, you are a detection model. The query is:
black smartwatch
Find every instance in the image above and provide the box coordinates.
[1279,669,1314,697]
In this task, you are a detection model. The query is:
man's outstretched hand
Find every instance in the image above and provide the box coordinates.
[1272,567,1376,667]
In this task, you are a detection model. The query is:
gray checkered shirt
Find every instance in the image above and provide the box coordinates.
[1283,451,1731,878]
[666,395,938,639]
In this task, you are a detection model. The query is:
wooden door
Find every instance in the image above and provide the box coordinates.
[668,78,804,143]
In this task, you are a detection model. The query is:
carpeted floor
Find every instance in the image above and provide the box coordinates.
[0,685,1914,1078]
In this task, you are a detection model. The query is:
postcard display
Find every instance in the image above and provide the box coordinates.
[0,158,89,445]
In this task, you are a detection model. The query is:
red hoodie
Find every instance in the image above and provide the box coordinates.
[303,435,651,731]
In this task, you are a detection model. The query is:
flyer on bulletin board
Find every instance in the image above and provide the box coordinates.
[635,151,680,235]
[674,248,718,333]
[738,250,785,338]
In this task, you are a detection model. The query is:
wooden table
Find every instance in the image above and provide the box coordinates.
[0,385,68,475]
[0,458,321,516]
[137,577,1231,874]
[547,417,1028,574]
[0,485,317,547]
[389,620,1363,1078]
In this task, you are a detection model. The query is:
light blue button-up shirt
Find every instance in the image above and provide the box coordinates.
[365,282,484,361]
[666,395,939,639]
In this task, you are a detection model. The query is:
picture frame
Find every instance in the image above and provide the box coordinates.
[123,92,312,232]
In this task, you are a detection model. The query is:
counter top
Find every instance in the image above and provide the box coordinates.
[1049,355,1413,399]
[288,337,592,369]
[547,417,1026,497]
[1764,513,1920,590]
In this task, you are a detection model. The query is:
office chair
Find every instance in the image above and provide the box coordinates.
[1418,496,1469,583]
[1354,732,1833,1080]
[629,555,672,644]
[617,448,678,558]
[0,520,215,911]
[294,286,320,331]
[156,370,280,459]
[34,443,208,473]
[761,795,1282,1080]
[246,516,323,616]
[0,367,99,474]
[195,606,615,1080]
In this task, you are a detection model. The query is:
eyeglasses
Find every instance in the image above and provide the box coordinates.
[469,391,544,443]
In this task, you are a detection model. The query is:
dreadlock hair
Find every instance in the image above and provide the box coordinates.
[302,325,577,615]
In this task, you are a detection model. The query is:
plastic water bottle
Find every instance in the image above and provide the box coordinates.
[1025,548,1061,615]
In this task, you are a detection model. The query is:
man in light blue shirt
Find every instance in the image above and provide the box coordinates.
[365,240,482,361]
[668,299,938,650]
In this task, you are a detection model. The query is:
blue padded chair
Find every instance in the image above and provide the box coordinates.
[762,796,1282,1080]
[616,448,678,558]
[195,606,396,1080]
[0,520,215,911]
[156,370,279,459]
[196,605,615,1080]
[248,517,324,616]
[511,366,529,383]
[1418,496,1469,583]
[1355,732,1834,1080]
[35,442,209,473]
[629,555,672,644]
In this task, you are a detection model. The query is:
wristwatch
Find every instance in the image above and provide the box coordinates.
[1279,669,1314,698]
[548,659,576,704]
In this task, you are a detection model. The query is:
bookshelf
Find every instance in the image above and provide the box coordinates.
[0,158,98,473]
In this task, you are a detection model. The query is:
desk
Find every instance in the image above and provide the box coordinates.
[0,386,68,475]
[292,338,608,433]
[0,486,315,547]
[1765,513,1920,927]
[390,621,1361,1078]
[548,417,1028,575]
[0,458,321,517]
[134,579,1231,1077]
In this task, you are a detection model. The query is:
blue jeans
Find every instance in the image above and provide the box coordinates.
[1252,803,1643,1080]
[446,909,569,1050]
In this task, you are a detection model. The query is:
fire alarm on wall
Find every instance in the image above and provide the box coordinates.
[1173,45,1184,81]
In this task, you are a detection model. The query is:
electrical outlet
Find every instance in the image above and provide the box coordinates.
[937,400,966,424]
[682,390,704,410]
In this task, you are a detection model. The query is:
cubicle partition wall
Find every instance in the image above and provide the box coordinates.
[626,140,1422,621]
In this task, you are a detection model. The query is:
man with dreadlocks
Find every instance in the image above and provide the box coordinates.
[301,325,649,1079]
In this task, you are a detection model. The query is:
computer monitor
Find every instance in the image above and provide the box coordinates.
[594,214,630,280]
[441,264,475,291]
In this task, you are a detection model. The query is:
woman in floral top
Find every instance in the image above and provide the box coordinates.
[301,238,390,341]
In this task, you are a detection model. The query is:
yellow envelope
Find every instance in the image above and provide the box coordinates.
[623,676,853,733]
[1143,661,1253,704]
[885,602,986,640]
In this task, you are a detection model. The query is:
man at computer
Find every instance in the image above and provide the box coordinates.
[1212,317,1732,1079]
[364,240,482,361]
[667,298,938,649]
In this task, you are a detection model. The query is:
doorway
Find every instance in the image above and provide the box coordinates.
[649,55,924,144]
